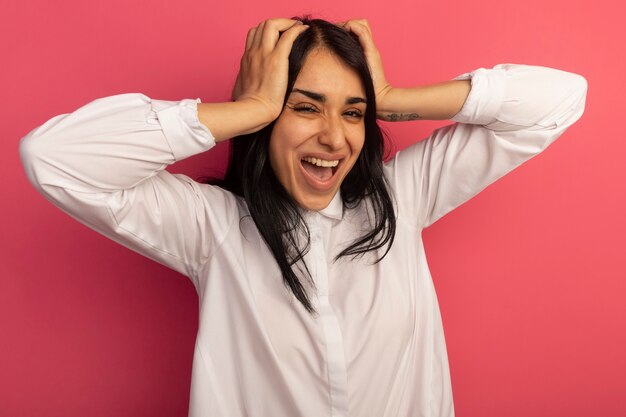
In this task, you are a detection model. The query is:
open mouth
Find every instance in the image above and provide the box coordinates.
[300,156,340,180]
[299,156,344,190]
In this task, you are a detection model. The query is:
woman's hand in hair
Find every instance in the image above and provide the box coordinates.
[232,18,309,124]
[339,19,394,116]
[197,19,308,142]
[339,19,471,122]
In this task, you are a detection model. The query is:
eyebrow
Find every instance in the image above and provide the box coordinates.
[291,88,367,105]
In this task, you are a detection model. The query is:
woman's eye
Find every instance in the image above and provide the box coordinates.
[290,105,363,119]
[293,106,317,113]
[345,110,364,119]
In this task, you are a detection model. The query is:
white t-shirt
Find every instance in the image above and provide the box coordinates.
[19,63,587,417]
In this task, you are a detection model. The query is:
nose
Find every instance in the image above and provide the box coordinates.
[317,114,346,150]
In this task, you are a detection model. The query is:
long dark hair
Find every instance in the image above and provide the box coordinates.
[200,17,396,316]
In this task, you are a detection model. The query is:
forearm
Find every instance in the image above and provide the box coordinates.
[20,93,216,194]
[377,79,471,121]
[197,99,277,142]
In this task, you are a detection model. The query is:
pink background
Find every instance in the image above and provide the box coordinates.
[2,0,624,416]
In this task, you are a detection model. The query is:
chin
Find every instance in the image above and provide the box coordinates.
[295,193,334,212]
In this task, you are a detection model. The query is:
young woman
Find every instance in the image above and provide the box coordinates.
[19,17,587,417]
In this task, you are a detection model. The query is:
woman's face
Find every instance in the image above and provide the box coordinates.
[269,48,367,211]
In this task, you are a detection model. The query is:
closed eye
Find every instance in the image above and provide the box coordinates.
[292,105,318,113]
[288,105,364,120]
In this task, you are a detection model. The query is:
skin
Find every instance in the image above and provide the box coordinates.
[196,17,471,208]
[268,48,367,211]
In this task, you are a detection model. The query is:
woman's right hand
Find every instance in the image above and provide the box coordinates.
[197,19,308,142]
[232,18,309,123]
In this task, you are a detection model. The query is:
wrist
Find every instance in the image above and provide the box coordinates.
[376,81,471,121]
[375,84,396,114]
[376,87,423,121]
[236,95,282,126]
[197,99,278,142]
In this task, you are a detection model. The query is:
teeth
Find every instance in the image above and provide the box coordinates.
[302,156,340,168]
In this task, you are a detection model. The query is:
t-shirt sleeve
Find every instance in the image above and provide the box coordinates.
[19,93,236,291]
[383,63,588,230]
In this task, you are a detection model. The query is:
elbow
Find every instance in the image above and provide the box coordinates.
[19,129,42,189]
[542,70,588,131]
[560,72,588,128]
[574,73,588,114]
[568,72,588,110]
[19,127,52,192]
[19,128,40,163]
[19,112,68,191]
[573,73,588,97]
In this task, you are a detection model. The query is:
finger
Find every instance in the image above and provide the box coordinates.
[263,17,305,31]
[245,27,256,52]
[232,74,241,101]
[344,20,369,35]
[346,18,371,30]
[252,20,266,50]
[343,20,375,51]
[344,19,372,37]
[274,22,309,56]
[261,18,304,50]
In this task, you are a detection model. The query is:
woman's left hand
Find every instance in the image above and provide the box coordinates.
[341,19,472,122]
[339,19,393,114]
